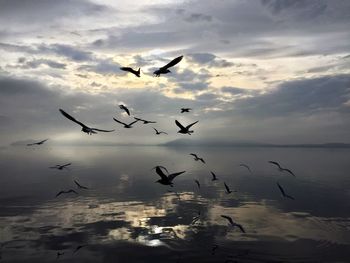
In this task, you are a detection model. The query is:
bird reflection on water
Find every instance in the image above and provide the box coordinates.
[0,146,350,262]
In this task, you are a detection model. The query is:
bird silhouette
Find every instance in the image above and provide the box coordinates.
[190,153,205,163]
[211,171,219,181]
[221,215,245,233]
[56,252,64,260]
[269,161,295,176]
[59,109,114,135]
[151,165,169,174]
[153,127,168,135]
[134,117,156,124]
[212,244,219,255]
[55,189,78,197]
[277,182,295,200]
[224,182,235,194]
[154,166,185,186]
[175,120,198,135]
[239,164,251,173]
[27,139,48,146]
[74,180,88,189]
[50,163,71,170]
[120,67,140,77]
[153,55,183,77]
[119,105,130,116]
[194,179,201,189]
[113,118,138,128]
[181,108,192,113]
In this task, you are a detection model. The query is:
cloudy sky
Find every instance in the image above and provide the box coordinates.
[1,0,350,146]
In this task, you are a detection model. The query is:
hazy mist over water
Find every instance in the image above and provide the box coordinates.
[1,145,350,262]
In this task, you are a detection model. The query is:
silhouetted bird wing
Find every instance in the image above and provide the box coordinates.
[236,224,246,233]
[128,120,139,126]
[74,180,88,189]
[55,191,64,197]
[175,120,186,130]
[269,161,282,169]
[199,158,206,164]
[195,179,200,189]
[62,163,72,168]
[153,128,159,133]
[211,171,217,180]
[68,189,78,194]
[190,153,198,158]
[160,131,168,135]
[277,182,286,196]
[91,128,115,132]
[152,165,169,174]
[113,118,127,126]
[168,171,186,181]
[120,67,134,73]
[155,166,169,181]
[185,121,198,129]
[134,117,143,121]
[224,182,231,193]
[161,55,183,70]
[221,215,234,225]
[239,164,251,172]
[119,105,130,116]
[38,139,48,144]
[282,168,295,177]
[73,245,85,254]
[59,109,88,129]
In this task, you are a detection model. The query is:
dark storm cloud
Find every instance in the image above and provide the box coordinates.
[233,74,350,117]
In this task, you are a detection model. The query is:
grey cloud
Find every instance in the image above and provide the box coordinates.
[221,87,249,95]
[233,74,350,117]
[184,13,212,23]
[0,0,107,25]
[20,58,66,69]
[78,58,120,75]
[37,44,93,62]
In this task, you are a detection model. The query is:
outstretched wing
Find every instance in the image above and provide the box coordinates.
[190,153,198,158]
[59,109,87,128]
[153,128,159,133]
[175,120,186,130]
[113,118,127,126]
[283,168,295,177]
[185,121,198,129]
[276,182,286,196]
[224,182,231,193]
[236,224,246,233]
[91,128,115,132]
[155,166,168,181]
[128,120,138,126]
[221,215,234,225]
[38,139,48,144]
[62,163,71,168]
[269,161,282,169]
[161,55,183,70]
[120,67,132,72]
[168,171,186,181]
[55,191,64,197]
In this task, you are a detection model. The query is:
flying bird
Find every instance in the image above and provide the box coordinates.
[56,252,64,260]
[50,163,71,170]
[211,171,219,181]
[211,244,219,255]
[190,153,205,163]
[239,164,251,173]
[74,180,88,189]
[113,118,138,128]
[224,182,235,194]
[175,120,198,135]
[27,139,48,146]
[268,161,295,177]
[59,109,114,135]
[119,105,130,116]
[181,108,192,113]
[194,179,200,189]
[151,165,169,174]
[120,67,140,77]
[153,55,183,77]
[153,127,168,135]
[134,117,156,124]
[277,182,295,200]
[154,166,185,186]
[221,215,246,233]
[55,189,78,197]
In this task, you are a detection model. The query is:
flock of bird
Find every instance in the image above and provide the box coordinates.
[23,55,297,262]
